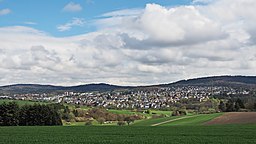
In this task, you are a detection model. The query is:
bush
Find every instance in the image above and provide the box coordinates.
[145,110,151,114]
[62,112,75,122]
[65,122,71,125]
[152,114,166,119]
[85,120,93,126]
[117,121,126,126]
[73,109,88,117]
[75,117,89,122]
[97,117,106,124]
[179,109,187,115]
[172,110,180,116]
[172,109,187,116]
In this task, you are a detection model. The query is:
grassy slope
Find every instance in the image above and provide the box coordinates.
[107,109,138,115]
[0,99,49,106]
[161,113,223,126]
[133,113,223,126]
[1,125,256,144]
[132,116,182,126]
[107,109,171,116]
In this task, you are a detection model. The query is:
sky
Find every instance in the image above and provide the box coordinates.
[0,0,256,86]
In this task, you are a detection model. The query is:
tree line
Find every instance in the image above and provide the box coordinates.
[0,102,62,126]
[219,98,248,112]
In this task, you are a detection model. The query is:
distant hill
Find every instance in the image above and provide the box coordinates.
[0,83,132,94]
[0,76,255,94]
[169,76,256,87]
[0,84,63,94]
[65,83,132,92]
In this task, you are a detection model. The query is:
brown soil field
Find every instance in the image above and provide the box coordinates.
[205,112,256,125]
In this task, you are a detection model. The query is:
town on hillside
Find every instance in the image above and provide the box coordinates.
[1,85,253,110]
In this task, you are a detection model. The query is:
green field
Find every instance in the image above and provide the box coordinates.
[1,101,256,144]
[1,99,256,143]
[107,109,171,116]
[132,113,223,126]
[1,125,256,144]
[133,116,182,126]
[0,99,49,106]
[160,113,223,126]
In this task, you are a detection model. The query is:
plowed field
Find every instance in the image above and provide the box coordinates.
[205,112,256,125]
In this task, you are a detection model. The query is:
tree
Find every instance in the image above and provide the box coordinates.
[1,102,62,126]
[236,98,245,109]
[172,109,180,116]
[62,112,75,122]
[63,106,70,114]
[19,104,62,126]
[85,119,93,126]
[218,101,226,112]
[0,102,19,126]
[234,102,240,111]
[97,117,106,124]
[172,106,187,116]
[87,108,107,120]
[124,116,135,125]
[73,109,79,117]
[18,104,30,126]
[198,106,208,114]
[226,99,235,112]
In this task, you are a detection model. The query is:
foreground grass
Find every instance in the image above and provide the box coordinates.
[1,125,256,144]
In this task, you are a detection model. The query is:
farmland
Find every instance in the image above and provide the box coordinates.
[206,112,256,125]
[159,113,223,126]
[133,116,183,126]
[1,99,256,143]
[1,125,256,144]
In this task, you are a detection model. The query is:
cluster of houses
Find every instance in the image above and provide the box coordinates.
[1,86,251,109]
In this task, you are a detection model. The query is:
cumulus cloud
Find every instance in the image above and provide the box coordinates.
[95,4,226,48]
[0,8,11,15]
[57,18,86,32]
[63,2,82,12]
[1,0,256,86]
[101,8,142,17]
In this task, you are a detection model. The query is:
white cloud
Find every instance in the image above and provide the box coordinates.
[63,2,82,12]
[0,8,11,16]
[1,1,256,86]
[101,8,142,17]
[57,18,86,32]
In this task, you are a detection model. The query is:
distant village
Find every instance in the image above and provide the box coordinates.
[0,86,252,109]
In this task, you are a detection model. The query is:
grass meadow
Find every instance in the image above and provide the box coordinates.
[1,125,256,144]
[1,99,256,144]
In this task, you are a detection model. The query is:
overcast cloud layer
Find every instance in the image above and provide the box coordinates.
[0,0,256,86]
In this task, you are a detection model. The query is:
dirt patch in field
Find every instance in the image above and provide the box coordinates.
[205,112,256,125]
